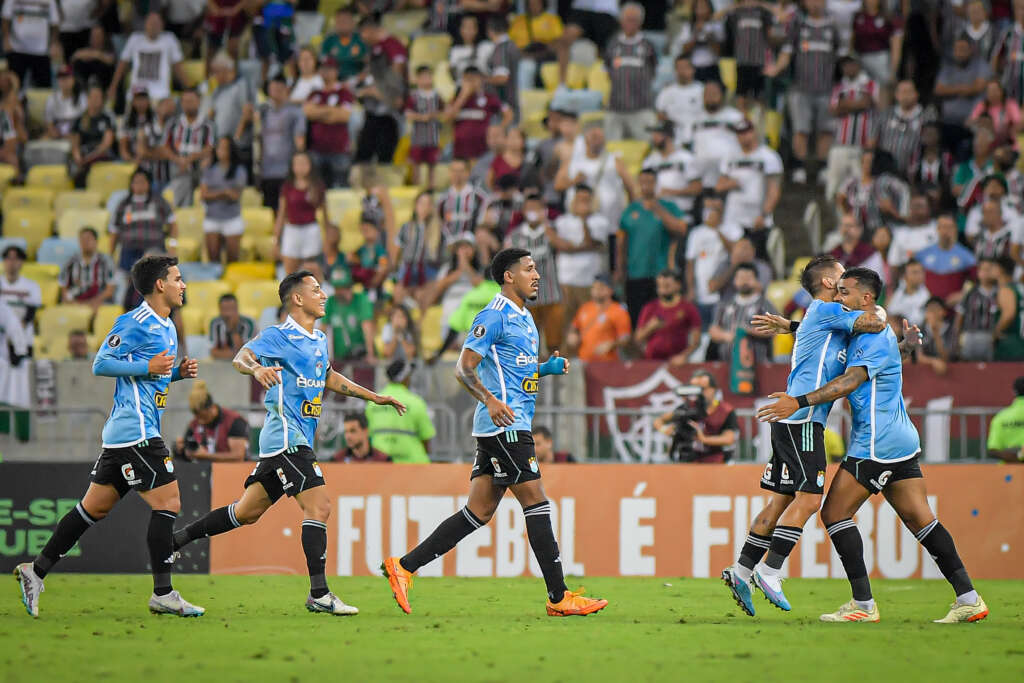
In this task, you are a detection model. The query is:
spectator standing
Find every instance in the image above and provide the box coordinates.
[0,245,43,340]
[138,95,176,195]
[323,269,376,363]
[968,80,1024,147]
[366,359,435,464]
[654,54,704,149]
[378,305,419,363]
[765,0,841,184]
[994,256,1024,360]
[354,15,408,166]
[953,128,996,223]
[887,192,939,270]
[566,274,631,362]
[430,233,483,344]
[826,56,878,200]
[603,3,658,141]
[851,0,903,99]
[634,268,702,364]
[829,213,884,270]
[161,88,215,207]
[486,15,521,121]
[910,122,954,210]
[200,137,247,263]
[917,214,978,302]
[70,25,116,91]
[837,148,911,235]
[685,195,743,327]
[394,191,442,308]
[555,120,635,239]
[986,376,1024,462]
[290,47,326,103]
[550,184,610,325]
[275,151,325,274]
[506,193,564,350]
[448,14,493,81]
[955,256,1001,361]
[58,227,115,309]
[304,56,355,188]
[708,264,777,362]
[109,169,178,283]
[642,120,702,219]
[720,0,776,112]
[1,0,58,88]
[707,237,774,301]
[209,293,255,360]
[691,81,744,187]
[45,66,86,140]
[256,75,306,212]
[669,0,723,83]
[69,85,115,187]
[991,0,1024,107]
[320,6,368,82]
[934,37,991,155]
[108,12,184,105]
[715,119,783,258]
[872,79,936,176]
[510,0,563,91]
[887,258,931,325]
[972,197,1017,261]
[118,88,153,164]
[406,66,445,189]
[332,413,391,462]
[57,0,99,59]
[438,159,491,250]
[207,53,254,171]
[557,0,621,85]
[203,0,247,60]
[447,66,510,160]
[962,0,996,62]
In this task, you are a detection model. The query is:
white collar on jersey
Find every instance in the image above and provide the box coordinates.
[283,315,317,339]
[493,294,527,316]
[139,301,171,327]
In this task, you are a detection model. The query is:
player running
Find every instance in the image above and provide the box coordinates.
[721,255,886,616]
[171,270,406,615]
[15,256,202,618]
[758,267,988,624]
[382,248,608,617]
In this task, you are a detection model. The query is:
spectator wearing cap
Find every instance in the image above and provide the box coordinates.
[826,55,878,201]
[566,274,631,362]
[685,195,743,328]
[304,55,355,189]
[603,3,658,141]
[320,6,368,82]
[708,263,777,363]
[108,12,185,105]
[550,183,611,326]
[59,227,115,311]
[446,66,511,161]
[332,413,391,463]
[715,119,783,259]
[934,37,991,154]
[641,120,702,219]
[406,65,445,189]
[256,75,307,212]
[486,15,521,121]
[438,159,491,250]
[1,0,58,88]
[44,65,85,140]
[69,85,116,188]
[617,169,689,325]
[916,213,977,304]
[506,193,564,350]
[829,213,886,271]
[654,54,705,150]
[366,360,435,464]
[206,52,255,173]
[691,81,744,188]
[354,15,408,166]
[209,293,255,360]
[160,87,215,207]
[635,268,702,364]
[322,267,376,363]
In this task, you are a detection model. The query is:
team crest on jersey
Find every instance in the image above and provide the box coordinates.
[301,395,323,418]
[154,390,168,409]
[473,325,486,338]
[315,361,324,377]
[107,334,121,348]
[164,456,174,473]
[522,374,539,394]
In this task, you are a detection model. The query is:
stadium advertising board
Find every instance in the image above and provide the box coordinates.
[209,463,1024,579]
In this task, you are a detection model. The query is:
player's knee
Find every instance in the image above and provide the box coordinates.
[234,504,265,525]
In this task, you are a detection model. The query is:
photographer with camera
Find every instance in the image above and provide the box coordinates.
[173,380,249,462]
[653,370,738,463]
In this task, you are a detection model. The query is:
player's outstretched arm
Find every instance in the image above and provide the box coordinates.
[326,370,407,415]
[232,347,282,389]
[757,366,869,422]
[94,347,173,378]
[456,348,515,427]
[538,351,569,377]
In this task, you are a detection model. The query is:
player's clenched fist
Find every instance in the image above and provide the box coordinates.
[148,349,175,375]
[485,396,516,427]
[179,356,199,379]
[253,365,283,389]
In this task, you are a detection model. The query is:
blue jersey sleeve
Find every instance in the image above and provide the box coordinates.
[847,334,889,380]
[462,309,505,358]
[92,316,149,377]
[244,327,284,361]
[815,302,864,334]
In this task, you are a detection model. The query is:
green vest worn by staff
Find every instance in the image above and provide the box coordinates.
[366,382,436,464]
[995,284,1024,361]
[449,280,501,333]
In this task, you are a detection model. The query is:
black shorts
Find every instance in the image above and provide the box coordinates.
[841,455,923,495]
[567,9,619,49]
[90,438,176,497]
[760,422,827,495]
[471,431,540,485]
[244,447,325,503]
[735,64,766,98]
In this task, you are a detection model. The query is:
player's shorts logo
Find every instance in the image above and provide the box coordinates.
[780,463,792,484]
[490,457,506,477]
[521,375,539,393]
[871,470,893,490]
[313,461,323,477]
[121,463,140,484]
[164,456,174,473]
[762,462,773,482]
[106,334,121,348]
[816,470,825,487]
[473,325,486,338]
[528,456,539,473]
[154,390,168,409]
[276,467,293,489]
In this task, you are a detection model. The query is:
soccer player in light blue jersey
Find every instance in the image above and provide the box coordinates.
[382,248,609,617]
[759,267,988,624]
[15,256,202,618]
[721,255,887,617]
[171,270,406,615]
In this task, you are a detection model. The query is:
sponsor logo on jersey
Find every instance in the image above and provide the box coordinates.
[297,375,326,389]
[154,390,168,409]
[121,463,140,485]
[301,395,323,418]
[107,334,121,348]
[838,348,847,364]
[522,374,539,394]
[780,463,793,485]
[516,353,538,367]
[288,334,304,340]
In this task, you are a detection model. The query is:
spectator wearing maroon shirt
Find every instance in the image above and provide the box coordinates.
[634,268,702,364]
[445,66,511,160]
[852,0,904,101]
[332,413,392,463]
[917,213,978,304]
[829,213,886,271]
[304,55,354,188]
[275,151,326,275]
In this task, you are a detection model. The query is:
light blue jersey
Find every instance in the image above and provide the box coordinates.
[463,294,541,437]
[784,299,866,426]
[93,302,183,448]
[244,316,329,457]
[845,327,921,462]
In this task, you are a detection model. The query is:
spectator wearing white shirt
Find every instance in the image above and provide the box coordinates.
[549,184,611,326]
[641,120,702,218]
[44,65,86,139]
[685,195,743,327]
[448,14,493,82]
[655,54,705,149]
[1,0,59,88]
[887,258,931,326]
[887,192,939,271]
[108,12,185,105]
[691,81,743,187]
[289,47,326,103]
[554,120,636,237]
[715,119,783,260]
[965,175,1024,242]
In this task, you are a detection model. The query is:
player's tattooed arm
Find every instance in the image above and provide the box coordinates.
[852,311,886,333]
[757,366,868,422]
[327,371,407,414]
[456,348,515,427]
[232,347,282,389]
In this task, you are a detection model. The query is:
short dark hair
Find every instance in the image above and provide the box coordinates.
[995,255,1016,276]
[130,255,178,295]
[487,14,509,33]
[1014,377,1024,397]
[904,258,922,268]
[279,269,316,305]
[734,262,759,278]
[69,329,87,338]
[416,64,432,75]
[180,86,200,98]
[574,183,593,194]
[925,295,947,310]
[691,368,717,388]
[491,248,531,286]
[344,413,368,429]
[524,192,543,204]
[840,267,883,300]
[639,168,657,178]
[533,425,552,439]
[336,4,354,14]
[78,226,98,239]
[218,293,238,305]
[358,14,380,28]
[800,255,841,296]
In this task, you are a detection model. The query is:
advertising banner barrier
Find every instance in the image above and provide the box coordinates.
[209,463,1024,579]
[0,462,212,574]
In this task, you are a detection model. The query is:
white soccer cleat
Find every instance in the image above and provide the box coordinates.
[149,590,205,617]
[820,599,880,622]
[14,562,44,618]
[306,592,359,616]
[934,596,988,623]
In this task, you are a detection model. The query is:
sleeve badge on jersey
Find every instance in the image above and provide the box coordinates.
[473,325,486,338]
[107,334,121,348]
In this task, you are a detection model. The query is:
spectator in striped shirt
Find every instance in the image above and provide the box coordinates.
[911,122,955,211]
[505,193,564,350]
[486,15,521,122]
[837,148,911,234]
[719,0,776,113]
[972,197,1018,262]
[69,85,115,188]
[406,66,444,189]
[305,56,355,189]
[160,87,215,207]
[953,127,996,225]
[394,190,442,309]
[603,3,658,142]
[109,169,179,306]
[991,0,1024,107]
[872,80,937,175]
[209,293,255,361]
[955,255,1002,361]
[59,227,116,310]
[765,0,841,184]
[138,96,176,195]
[438,158,491,251]
[826,56,878,200]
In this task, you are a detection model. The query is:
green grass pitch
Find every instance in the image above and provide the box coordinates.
[2,576,1023,682]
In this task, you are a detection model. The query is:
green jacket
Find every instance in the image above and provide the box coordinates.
[366,382,436,464]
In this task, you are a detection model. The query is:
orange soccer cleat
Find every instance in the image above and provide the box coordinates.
[545,588,609,617]
[381,557,414,614]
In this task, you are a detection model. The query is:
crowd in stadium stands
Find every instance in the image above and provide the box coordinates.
[3,0,1024,384]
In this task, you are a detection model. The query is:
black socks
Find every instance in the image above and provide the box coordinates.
[401,506,482,573]
[738,532,771,571]
[148,510,178,596]
[302,519,329,599]
[34,502,96,579]
[827,518,872,601]
[764,525,802,570]
[524,501,568,603]
[917,519,974,596]
[173,503,241,550]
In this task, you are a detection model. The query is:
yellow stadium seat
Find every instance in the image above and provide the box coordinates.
[175,236,202,262]
[56,208,109,239]
[579,110,604,128]
[541,62,587,91]
[359,165,407,187]
[34,334,69,361]
[3,211,52,258]
[175,207,205,243]
[86,162,135,200]
[764,109,782,150]
[382,9,428,39]
[235,280,282,320]
[765,280,801,313]
[420,305,444,356]
[241,186,264,208]
[393,134,410,166]
[242,207,275,236]
[389,185,420,211]
[223,262,275,289]
[719,57,737,95]
[25,89,49,132]
[430,163,451,189]
[587,63,611,105]
[337,206,364,252]
[26,164,72,191]
[606,140,649,168]
[179,60,206,88]
[409,34,453,73]
[36,280,60,306]
[520,89,553,122]
[21,263,60,282]
[433,61,456,101]
[773,331,794,360]
[37,305,93,338]
[180,304,214,337]
[0,164,16,193]
[185,280,233,313]
[93,304,123,336]
[319,0,347,18]
[522,112,549,141]
[790,257,812,282]
[97,232,113,255]
[240,234,277,262]
[326,189,362,223]
[55,190,104,217]
[3,186,55,214]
